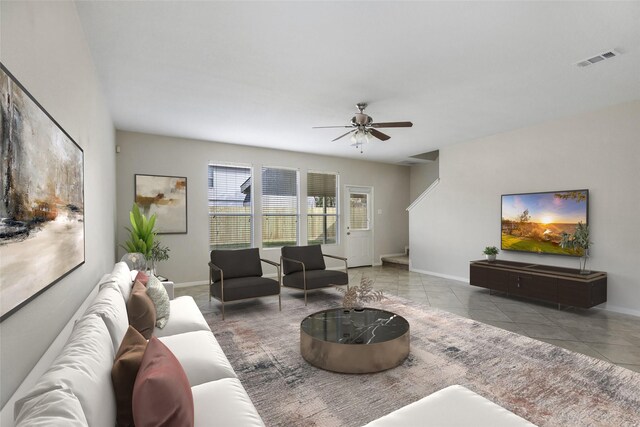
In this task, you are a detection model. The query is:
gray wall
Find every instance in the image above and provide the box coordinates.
[409,159,439,203]
[116,131,411,283]
[0,1,116,406]
[409,101,640,315]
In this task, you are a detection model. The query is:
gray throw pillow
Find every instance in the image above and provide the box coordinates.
[146,275,170,329]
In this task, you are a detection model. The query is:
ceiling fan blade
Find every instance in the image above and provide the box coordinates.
[371,121,413,128]
[369,129,391,141]
[331,129,356,142]
[312,125,353,129]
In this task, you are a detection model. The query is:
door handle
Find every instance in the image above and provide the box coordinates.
[347,232,351,235]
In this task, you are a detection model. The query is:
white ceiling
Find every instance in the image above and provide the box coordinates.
[76,1,640,164]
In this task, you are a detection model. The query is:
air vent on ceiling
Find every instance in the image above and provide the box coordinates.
[576,50,620,68]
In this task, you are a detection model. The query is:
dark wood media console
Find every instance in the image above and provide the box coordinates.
[469,260,607,309]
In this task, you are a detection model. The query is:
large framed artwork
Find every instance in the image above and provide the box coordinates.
[0,63,85,322]
[135,174,187,234]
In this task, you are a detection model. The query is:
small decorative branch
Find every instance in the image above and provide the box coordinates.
[337,276,384,309]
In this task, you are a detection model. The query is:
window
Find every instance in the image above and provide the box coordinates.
[262,167,298,248]
[349,192,369,230]
[208,164,252,250]
[307,171,338,245]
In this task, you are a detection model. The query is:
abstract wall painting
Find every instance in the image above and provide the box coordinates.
[0,64,85,321]
[135,174,187,234]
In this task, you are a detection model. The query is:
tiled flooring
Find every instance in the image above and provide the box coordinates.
[177,265,640,373]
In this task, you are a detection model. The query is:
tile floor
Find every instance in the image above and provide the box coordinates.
[177,265,640,373]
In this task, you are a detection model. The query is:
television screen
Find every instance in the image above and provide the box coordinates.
[501,189,588,256]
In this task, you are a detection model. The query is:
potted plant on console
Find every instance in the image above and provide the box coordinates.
[483,246,499,262]
[560,222,591,274]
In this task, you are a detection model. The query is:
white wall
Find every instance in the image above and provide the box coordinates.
[409,159,439,202]
[116,131,410,283]
[0,1,115,406]
[410,101,640,315]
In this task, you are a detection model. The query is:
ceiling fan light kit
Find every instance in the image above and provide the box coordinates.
[313,102,413,153]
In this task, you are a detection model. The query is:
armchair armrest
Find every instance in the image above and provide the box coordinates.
[260,258,280,268]
[208,261,222,272]
[322,254,347,262]
[322,253,348,276]
[280,256,306,270]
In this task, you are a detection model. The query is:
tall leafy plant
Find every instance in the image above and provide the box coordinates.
[122,204,157,259]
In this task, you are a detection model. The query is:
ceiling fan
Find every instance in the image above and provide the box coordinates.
[313,103,413,150]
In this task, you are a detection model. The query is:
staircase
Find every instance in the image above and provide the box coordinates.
[381,249,409,270]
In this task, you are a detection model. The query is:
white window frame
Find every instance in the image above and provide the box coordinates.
[208,162,254,250]
[307,170,339,245]
[261,165,300,249]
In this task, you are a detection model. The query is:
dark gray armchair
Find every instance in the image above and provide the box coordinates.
[209,248,281,319]
[280,245,348,305]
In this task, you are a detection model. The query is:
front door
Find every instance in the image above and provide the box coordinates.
[345,186,373,267]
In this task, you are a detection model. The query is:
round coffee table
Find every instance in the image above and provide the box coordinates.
[300,307,410,374]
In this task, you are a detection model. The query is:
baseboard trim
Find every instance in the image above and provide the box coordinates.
[409,267,469,284]
[595,304,640,318]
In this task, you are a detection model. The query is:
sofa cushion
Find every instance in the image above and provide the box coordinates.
[146,275,170,328]
[210,248,263,281]
[84,284,129,352]
[14,315,116,427]
[282,269,348,289]
[133,337,194,427]
[112,326,148,427]
[14,386,88,427]
[210,276,280,301]
[135,270,149,286]
[112,262,134,302]
[281,245,325,274]
[153,296,210,338]
[363,385,536,427]
[159,330,237,386]
[192,378,264,427]
[127,281,156,340]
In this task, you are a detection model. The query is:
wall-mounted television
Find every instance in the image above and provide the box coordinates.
[501,189,588,257]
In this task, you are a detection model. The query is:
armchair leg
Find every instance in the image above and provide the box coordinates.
[279,293,282,311]
[304,290,308,306]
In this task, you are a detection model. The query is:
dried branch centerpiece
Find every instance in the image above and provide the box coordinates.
[337,276,384,311]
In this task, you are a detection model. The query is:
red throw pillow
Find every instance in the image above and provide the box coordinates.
[112,326,148,427]
[126,281,156,339]
[132,337,194,427]
[135,270,149,286]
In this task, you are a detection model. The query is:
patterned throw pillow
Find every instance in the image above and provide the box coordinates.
[146,275,170,329]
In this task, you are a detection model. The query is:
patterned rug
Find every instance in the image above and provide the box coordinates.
[205,292,640,427]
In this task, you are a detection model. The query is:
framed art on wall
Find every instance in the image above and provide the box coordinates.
[135,174,187,234]
[0,63,85,322]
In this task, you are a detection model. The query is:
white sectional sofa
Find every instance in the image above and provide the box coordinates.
[2,262,535,427]
[4,262,264,427]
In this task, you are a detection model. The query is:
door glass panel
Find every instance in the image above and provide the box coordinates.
[349,193,369,230]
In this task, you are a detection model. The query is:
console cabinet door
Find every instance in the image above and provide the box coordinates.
[509,273,557,302]
[557,278,607,308]
[485,268,509,292]
[470,265,488,289]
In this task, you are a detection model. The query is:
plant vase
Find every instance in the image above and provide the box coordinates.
[579,249,591,275]
[486,254,496,262]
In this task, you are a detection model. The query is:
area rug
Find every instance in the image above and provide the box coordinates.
[206,292,640,426]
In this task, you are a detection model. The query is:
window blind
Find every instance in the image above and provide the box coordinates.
[262,167,298,248]
[349,193,369,230]
[307,172,338,245]
[208,164,252,250]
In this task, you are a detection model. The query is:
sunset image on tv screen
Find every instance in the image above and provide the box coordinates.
[501,190,588,256]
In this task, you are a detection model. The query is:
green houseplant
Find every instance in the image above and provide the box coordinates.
[150,240,170,275]
[559,222,591,274]
[483,246,499,262]
[121,203,157,260]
